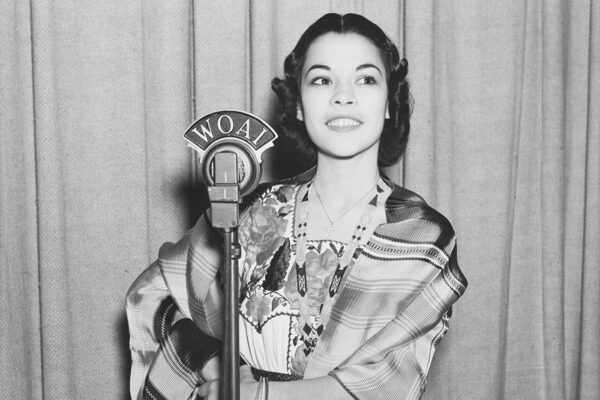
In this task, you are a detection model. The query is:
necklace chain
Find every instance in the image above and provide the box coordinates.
[312,181,378,231]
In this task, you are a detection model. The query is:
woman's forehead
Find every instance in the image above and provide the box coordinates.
[302,32,386,74]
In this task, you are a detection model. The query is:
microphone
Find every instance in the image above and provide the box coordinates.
[183,110,278,400]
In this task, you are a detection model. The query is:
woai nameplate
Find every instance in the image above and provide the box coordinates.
[184,110,278,196]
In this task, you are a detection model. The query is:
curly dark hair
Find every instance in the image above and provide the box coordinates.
[271,13,411,168]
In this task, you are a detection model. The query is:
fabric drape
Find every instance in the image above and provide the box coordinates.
[2,1,193,398]
[404,2,599,399]
[1,1,598,399]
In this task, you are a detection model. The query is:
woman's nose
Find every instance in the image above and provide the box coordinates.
[330,84,355,106]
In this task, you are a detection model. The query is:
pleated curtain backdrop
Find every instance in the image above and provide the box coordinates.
[1,1,598,399]
[404,2,600,399]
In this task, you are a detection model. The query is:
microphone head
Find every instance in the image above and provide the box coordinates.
[202,138,260,196]
[184,110,278,197]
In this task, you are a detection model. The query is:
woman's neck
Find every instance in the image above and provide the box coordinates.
[302,154,381,242]
[311,154,380,210]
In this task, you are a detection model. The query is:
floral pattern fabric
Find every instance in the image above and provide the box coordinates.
[238,184,348,377]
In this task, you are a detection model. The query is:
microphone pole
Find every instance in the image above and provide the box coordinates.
[207,152,241,400]
[184,110,278,400]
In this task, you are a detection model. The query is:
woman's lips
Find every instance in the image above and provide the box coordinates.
[326,117,362,131]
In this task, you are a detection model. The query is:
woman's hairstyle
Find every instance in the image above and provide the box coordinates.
[271,13,411,168]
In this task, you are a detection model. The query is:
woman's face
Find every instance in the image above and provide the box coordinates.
[299,32,389,163]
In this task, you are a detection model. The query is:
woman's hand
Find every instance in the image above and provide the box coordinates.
[197,363,259,400]
[240,365,260,400]
[197,379,219,400]
[196,357,220,400]
[201,356,221,381]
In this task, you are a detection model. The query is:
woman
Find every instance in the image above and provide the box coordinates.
[127,13,467,400]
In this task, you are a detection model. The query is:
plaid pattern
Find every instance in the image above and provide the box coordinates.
[126,173,467,400]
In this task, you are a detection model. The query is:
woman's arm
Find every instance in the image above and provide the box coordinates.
[197,365,351,400]
[126,261,173,400]
[325,247,465,400]
[254,376,350,400]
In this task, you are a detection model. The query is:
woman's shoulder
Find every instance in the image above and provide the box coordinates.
[240,180,297,212]
[377,180,456,253]
[383,181,451,226]
[371,181,467,291]
[240,169,314,210]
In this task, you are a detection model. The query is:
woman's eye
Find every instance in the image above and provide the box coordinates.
[357,76,377,85]
[310,77,331,85]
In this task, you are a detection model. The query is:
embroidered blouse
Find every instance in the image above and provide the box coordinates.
[237,181,388,378]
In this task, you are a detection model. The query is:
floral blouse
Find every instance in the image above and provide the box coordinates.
[238,184,362,377]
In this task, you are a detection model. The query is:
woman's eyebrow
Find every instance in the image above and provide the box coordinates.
[357,63,383,75]
[305,64,330,77]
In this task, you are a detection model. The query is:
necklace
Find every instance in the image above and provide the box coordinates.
[312,181,379,232]
[292,179,385,344]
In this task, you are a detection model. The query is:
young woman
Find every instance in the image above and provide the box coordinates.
[127,13,467,400]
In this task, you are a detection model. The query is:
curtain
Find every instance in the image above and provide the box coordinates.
[1,1,598,399]
[404,2,600,399]
[1,1,193,398]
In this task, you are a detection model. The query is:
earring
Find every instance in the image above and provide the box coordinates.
[297,105,303,121]
[385,108,390,119]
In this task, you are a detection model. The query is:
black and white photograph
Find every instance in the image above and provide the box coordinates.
[1,1,598,399]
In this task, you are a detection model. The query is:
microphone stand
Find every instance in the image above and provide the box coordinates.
[207,152,241,400]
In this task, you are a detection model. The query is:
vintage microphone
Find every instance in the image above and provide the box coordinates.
[184,110,278,400]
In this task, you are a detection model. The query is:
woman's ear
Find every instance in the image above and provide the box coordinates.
[297,104,304,121]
